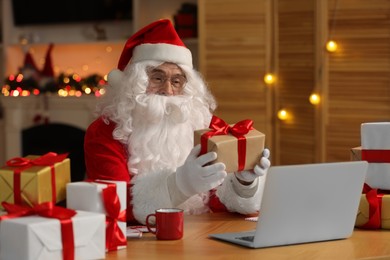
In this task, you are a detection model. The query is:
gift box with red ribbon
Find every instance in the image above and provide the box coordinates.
[0,202,106,260]
[355,184,390,229]
[66,180,127,252]
[355,122,390,190]
[194,116,265,173]
[0,152,71,210]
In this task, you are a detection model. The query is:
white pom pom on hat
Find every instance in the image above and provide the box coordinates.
[107,69,124,87]
[116,19,193,70]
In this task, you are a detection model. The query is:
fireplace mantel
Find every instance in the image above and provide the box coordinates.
[0,95,98,164]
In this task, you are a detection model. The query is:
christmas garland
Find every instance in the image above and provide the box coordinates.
[1,73,106,97]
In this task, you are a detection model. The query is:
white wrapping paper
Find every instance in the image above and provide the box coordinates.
[66,180,127,251]
[361,122,390,189]
[0,210,106,260]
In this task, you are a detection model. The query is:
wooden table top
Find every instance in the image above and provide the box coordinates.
[106,212,390,260]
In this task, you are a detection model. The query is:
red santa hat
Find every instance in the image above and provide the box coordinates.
[117,19,192,70]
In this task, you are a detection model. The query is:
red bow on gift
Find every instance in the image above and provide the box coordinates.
[5,152,69,205]
[360,183,384,229]
[6,152,69,167]
[200,115,254,171]
[92,180,127,251]
[0,201,77,260]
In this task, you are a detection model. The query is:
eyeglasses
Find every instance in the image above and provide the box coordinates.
[148,71,187,91]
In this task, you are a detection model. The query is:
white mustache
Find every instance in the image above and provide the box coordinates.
[134,94,191,124]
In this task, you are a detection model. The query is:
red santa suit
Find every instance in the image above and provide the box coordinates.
[84,19,265,225]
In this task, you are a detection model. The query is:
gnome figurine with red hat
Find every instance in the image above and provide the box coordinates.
[20,43,56,92]
[84,19,271,225]
[38,43,56,91]
[20,50,40,83]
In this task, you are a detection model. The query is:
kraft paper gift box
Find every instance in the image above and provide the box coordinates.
[194,116,265,173]
[360,122,390,190]
[66,180,127,251]
[0,209,106,260]
[350,146,362,161]
[0,153,71,210]
[355,185,390,229]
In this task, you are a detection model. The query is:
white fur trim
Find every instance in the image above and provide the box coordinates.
[131,168,210,224]
[216,174,266,214]
[132,43,193,68]
[107,69,124,87]
[131,169,174,224]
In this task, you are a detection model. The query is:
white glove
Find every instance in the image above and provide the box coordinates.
[176,144,227,197]
[235,148,271,184]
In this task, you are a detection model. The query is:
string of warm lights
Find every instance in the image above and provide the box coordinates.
[263,0,338,121]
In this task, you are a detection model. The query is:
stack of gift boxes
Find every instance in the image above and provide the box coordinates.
[352,122,390,229]
[0,152,127,259]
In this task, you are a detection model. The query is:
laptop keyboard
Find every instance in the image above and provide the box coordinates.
[236,235,255,242]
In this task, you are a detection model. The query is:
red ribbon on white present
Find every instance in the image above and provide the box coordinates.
[200,115,254,171]
[361,149,390,163]
[0,201,77,260]
[93,180,127,251]
[5,152,69,205]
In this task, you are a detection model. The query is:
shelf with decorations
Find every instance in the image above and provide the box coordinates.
[1,47,122,99]
[0,0,199,97]
[1,0,133,97]
[1,42,117,97]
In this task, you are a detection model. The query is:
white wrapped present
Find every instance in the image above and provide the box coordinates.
[0,208,105,260]
[361,122,390,189]
[66,180,127,251]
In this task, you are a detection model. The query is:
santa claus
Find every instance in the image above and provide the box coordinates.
[84,19,271,225]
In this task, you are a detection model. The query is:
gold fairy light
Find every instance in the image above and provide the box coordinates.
[277,109,289,120]
[264,73,276,85]
[309,93,321,105]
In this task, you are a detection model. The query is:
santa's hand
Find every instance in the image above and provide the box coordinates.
[176,144,227,197]
[234,148,271,185]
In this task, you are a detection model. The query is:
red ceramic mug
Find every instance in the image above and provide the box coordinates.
[145,208,184,240]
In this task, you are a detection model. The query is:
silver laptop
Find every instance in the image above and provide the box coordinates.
[209,161,368,248]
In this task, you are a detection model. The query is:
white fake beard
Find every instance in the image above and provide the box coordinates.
[127,94,206,175]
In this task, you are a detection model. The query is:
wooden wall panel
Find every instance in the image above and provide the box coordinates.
[326,0,390,161]
[276,0,317,165]
[198,0,273,151]
[199,0,390,166]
